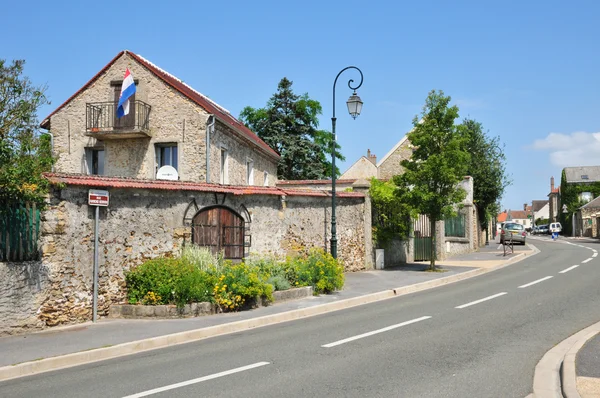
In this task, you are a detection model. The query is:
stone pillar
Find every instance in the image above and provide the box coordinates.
[352,179,374,270]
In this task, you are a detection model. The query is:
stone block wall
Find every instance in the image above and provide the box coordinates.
[0,183,369,334]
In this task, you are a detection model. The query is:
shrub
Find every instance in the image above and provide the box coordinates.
[181,245,222,272]
[267,275,291,291]
[245,254,287,280]
[212,262,273,311]
[125,257,213,308]
[291,248,344,294]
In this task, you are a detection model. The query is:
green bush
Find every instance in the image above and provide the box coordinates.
[125,257,213,308]
[181,245,222,272]
[267,275,291,291]
[212,262,273,311]
[291,248,344,294]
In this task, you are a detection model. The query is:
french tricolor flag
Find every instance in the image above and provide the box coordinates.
[117,68,136,118]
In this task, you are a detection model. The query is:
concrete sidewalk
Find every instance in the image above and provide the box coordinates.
[0,242,534,381]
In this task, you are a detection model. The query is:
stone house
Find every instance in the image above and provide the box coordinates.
[40,50,279,186]
[0,51,373,334]
[553,166,600,234]
[576,195,600,237]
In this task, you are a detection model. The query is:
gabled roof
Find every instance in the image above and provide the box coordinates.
[564,166,600,183]
[44,173,365,198]
[508,210,529,220]
[340,156,377,179]
[532,200,549,212]
[40,50,279,160]
[497,212,508,222]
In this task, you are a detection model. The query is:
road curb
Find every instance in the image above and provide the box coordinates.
[0,247,538,382]
[531,321,600,398]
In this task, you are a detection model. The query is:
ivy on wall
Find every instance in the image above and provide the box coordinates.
[559,169,600,235]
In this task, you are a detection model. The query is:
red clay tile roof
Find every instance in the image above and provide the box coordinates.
[497,212,508,222]
[277,179,357,185]
[40,50,279,161]
[43,173,365,198]
[509,210,529,220]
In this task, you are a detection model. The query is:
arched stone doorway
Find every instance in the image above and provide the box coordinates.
[191,206,245,259]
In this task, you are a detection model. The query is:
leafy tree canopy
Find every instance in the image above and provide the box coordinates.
[459,118,510,229]
[394,90,470,269]
[0,59,53,205]
[239,77,344,180]
[369,178,412,246]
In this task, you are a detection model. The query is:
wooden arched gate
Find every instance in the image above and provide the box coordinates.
[191,206,247,260]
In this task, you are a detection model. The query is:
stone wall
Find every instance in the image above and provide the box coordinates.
[0,182,369,334]
[0,262,50,335]
[209,122,278,186]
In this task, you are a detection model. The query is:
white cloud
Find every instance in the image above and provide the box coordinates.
[532,131,600,167]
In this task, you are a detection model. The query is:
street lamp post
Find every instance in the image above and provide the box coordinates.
[330,66,364,259]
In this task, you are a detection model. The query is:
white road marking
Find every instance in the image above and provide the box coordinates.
[322,316,432,348]
[122,362,270,398]
[519,276,553,288]
[559,265,579,274]
[593,253,598,258]
[582,258,593,264]
[592,249,598,253]
[497,244,503,250]
[455,292,507,309]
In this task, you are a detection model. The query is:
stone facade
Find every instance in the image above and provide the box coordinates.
[0,180,370,334]
[42,51,278,186]
[340,156,377,180]
[376,136,413,180]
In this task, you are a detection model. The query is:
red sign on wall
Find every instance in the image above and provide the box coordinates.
[88,189,109,206]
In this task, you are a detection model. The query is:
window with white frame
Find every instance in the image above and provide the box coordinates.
[246,158,254,185]
[220,147,229,184]
[85,148,105,175]
[263,171,268,186]
[155,143,178,176]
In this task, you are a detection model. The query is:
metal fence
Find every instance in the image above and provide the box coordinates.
[0,202,41,262]
[445,213,466,237]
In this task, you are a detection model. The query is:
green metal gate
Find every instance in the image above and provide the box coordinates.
[413,214,432,261]
[0,202,41,262]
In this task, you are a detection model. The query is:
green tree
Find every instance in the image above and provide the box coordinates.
[239,77,344,180]
[394,90,470,270]
[369,178,412,246]
[0,59,53,205]
[459,118,510,238]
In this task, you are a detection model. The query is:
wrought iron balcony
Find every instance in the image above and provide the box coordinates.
[85,101,151,139]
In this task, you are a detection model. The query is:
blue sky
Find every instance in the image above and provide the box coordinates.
[3,0,599,212]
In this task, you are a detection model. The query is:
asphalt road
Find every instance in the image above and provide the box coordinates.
[2,238,600,398]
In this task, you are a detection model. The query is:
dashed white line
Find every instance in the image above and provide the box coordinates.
[559,265,579,274]
[122,362,271,398]
[322,316,432,348]
[455,292,507,309]
[519,276,553,288]
[593,253,598,258]
[582,258,593,264]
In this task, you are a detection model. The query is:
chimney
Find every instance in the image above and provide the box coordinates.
[367,149,377,165]
[524,203,527,211]
[551,176,555,192]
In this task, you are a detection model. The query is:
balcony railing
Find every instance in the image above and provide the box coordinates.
[86,101,151,138]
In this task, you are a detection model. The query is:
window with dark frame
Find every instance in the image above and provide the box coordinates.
[155,143,178,175]
[86,148,105,175]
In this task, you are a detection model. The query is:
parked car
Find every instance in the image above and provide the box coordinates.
[549,222,562,234]
[536,224,549,235]
[500,222,527,245]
